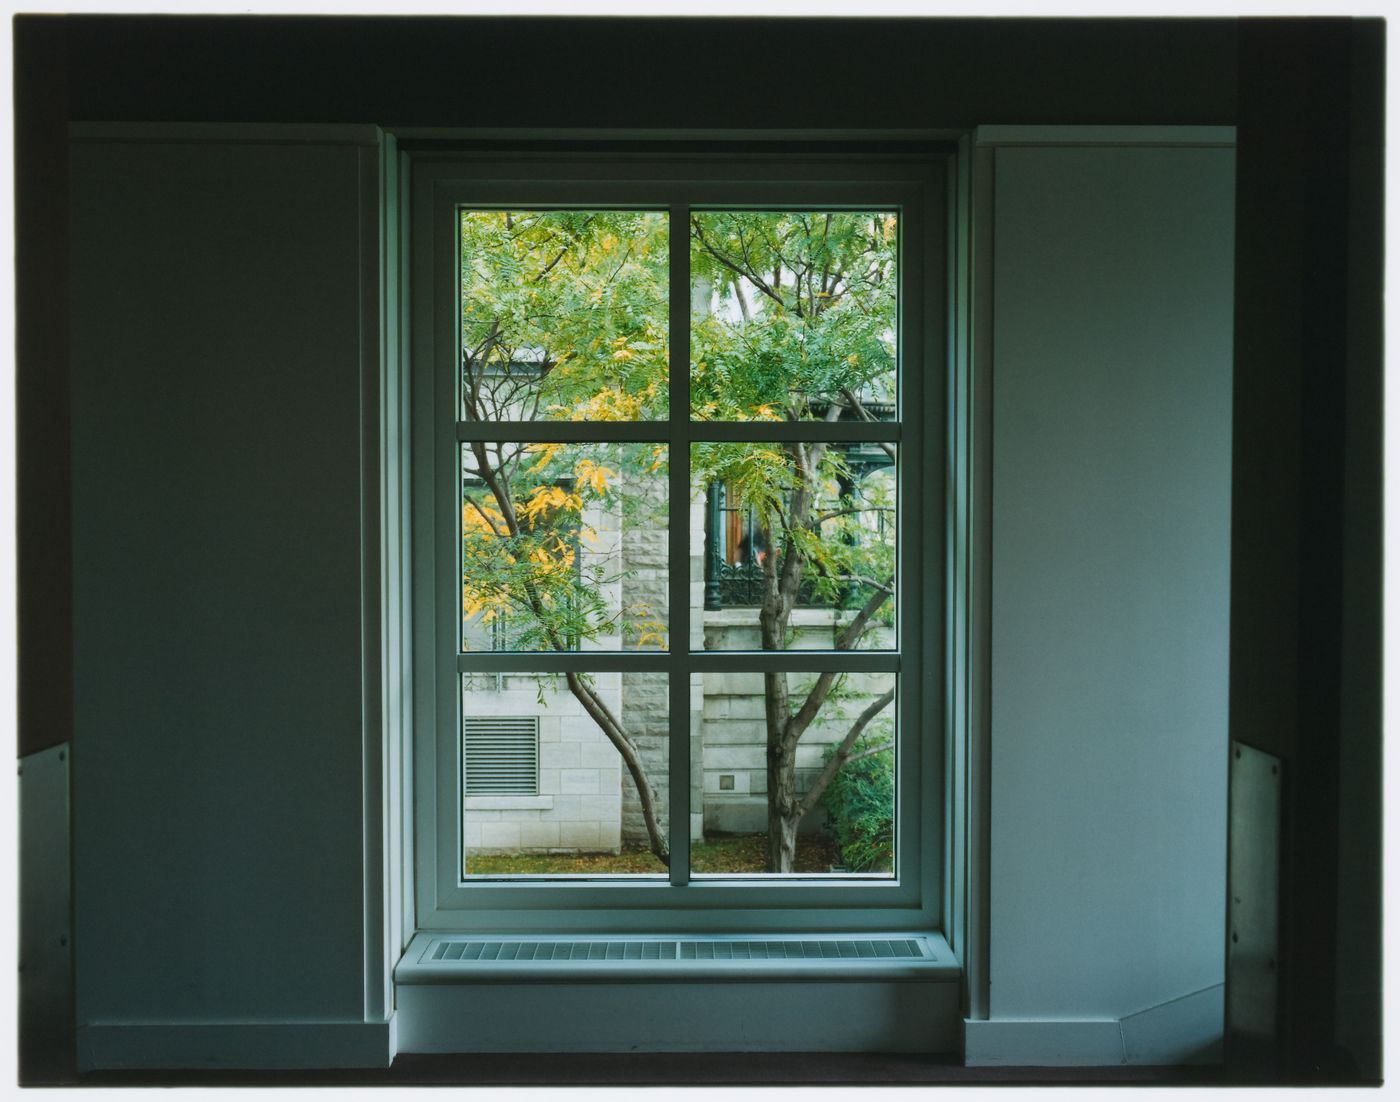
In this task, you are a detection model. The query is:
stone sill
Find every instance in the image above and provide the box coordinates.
[466,795,554,811]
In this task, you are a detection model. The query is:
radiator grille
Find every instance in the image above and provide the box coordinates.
[434,940,675,962]
[430,937,928,963]
[463,716,539,796]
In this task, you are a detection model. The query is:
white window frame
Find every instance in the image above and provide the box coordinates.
[409,150,948,934]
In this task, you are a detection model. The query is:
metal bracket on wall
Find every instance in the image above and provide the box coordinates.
[1226,739,1281,1074]
[19,741,74,1084]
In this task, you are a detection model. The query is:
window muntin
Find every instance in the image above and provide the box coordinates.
[414,155,943,928]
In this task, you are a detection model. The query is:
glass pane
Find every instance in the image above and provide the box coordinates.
[462,671,669,877]
[694,671,896,877]
[459,210,669,422]
[693,441,896,650]
[690,210,898,422]
[462,442,669,652]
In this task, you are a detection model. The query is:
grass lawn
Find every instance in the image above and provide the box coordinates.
[465,831,842,876]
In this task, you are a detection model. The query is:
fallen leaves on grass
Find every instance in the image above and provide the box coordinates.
[465,832,842,876]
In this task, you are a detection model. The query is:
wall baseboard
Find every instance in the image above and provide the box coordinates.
[964,1018,1125,1066]
[77,1019,395,1071]
[1120,983,1224,1065]
[963,984,1225,1067]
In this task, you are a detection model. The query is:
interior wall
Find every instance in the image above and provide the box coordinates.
[67,132,389,1067]
[973,137,1234,1061]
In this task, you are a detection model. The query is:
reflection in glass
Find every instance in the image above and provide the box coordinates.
[461,671,670,877]
[461,442,668,652]
[459,210,669,422]
[690,210,898,422]
[694,671,896,877]
[693,442,896,650]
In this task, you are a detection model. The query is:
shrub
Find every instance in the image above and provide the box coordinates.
[818,737,894,872]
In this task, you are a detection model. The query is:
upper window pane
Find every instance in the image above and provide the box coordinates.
[690,211,898,422]
[459,210,669,422]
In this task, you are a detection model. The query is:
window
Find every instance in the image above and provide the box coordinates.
[412,153,946,930]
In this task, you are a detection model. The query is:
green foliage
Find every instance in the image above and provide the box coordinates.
[461,440,665,651]
[460,210,669,422]
[689,210,897,421]
[818,734,895,872]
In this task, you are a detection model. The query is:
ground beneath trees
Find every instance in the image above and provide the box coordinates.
[465,831,841,875]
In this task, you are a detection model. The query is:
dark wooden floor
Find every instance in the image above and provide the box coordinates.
[80,1051,1231,1087]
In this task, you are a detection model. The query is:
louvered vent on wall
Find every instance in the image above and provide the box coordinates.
[463,716,539,796]
[430,937,929,962]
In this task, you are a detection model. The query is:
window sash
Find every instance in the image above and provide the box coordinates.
[411,153,947,929]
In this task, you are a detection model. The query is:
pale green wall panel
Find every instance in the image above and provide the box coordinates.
[987,144,1234,1021]
[70,139,371,1025]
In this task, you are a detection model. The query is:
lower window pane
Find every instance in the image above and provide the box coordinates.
[462,671,669,877]
[694,670,896,878]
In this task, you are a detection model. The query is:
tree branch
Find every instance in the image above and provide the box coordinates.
[795,689,896,820]
[692,216,788,311]
[838,387,898,463]
[812,505,896,526]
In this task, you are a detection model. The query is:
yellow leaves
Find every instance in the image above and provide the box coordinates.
[847,352,860,365]
[751,403,783,422]
[524,539,576,582]
[568,386,643,422]
[462,499,507,536]
[610,336,634,362]
[525,441,565,472]
[647,446,667,474]
[462,586,510,629]
[627,606,668,651]
[573,458,616,496]
[522,484,584,527]
[883,215,897,243]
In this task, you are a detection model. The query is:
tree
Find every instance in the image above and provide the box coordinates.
[459,207,899,874]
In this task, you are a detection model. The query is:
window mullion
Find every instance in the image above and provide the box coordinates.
[668,200,692,887]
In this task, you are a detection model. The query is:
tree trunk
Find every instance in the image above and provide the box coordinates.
[765,729,800,873]
[566,671,669,869]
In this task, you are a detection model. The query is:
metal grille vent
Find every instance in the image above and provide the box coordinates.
[463,716,539,796]
[430,938,927,962]
[677,939,924,960]
[434,940,675,962]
